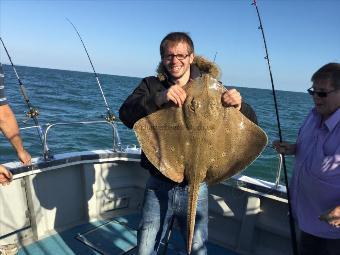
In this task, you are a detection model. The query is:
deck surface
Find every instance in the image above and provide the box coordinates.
[18,214,239,255]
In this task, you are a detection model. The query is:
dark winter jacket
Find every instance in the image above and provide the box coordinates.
[119,57,258,183]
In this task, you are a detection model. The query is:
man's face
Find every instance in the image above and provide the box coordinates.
[311,78,340,118]
[162,42,194,81]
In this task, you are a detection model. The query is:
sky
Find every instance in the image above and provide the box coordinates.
[0,0,339,92]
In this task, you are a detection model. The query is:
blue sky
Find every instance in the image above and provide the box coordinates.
[0,0,339,92]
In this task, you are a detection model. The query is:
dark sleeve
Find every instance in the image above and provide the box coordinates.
[0,64,8,106]
[119,77,165,129]
[240,102,258,125]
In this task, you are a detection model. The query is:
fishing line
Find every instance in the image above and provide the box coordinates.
[66,18,116,123]
[0,37,52,160]
[251,1,298,254]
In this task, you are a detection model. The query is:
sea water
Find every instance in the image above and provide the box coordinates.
[0,65,313,183]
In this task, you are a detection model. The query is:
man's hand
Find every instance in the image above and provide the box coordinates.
[328,206,340,228]
[163,85,187,107]
[0,165,12,185]
[272,140,296,155]
[17,149,31,165]
[221,89,242,110]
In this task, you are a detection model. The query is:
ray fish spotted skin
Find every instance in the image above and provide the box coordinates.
[134,74,268,254]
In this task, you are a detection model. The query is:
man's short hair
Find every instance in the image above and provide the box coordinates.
[160,32,194,58]
[311,63,340,89]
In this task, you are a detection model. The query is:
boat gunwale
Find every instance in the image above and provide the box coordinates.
[3,150,287,200]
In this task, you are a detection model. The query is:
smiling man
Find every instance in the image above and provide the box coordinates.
[119,32,258,255]
[274,63,340,255]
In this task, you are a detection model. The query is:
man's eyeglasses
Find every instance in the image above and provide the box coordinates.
[307,87,338,98]
[163,54,190,61]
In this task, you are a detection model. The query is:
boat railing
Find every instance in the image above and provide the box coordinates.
[19,123,284,190]
[274,153,283,188]
[230,147,285,195]
[20,120,122,160]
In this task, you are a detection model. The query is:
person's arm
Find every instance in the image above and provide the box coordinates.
[119,77,167,129]
[239,102,258,125]
[0,165,12,185]
[0,104,31,164]
[319,144,340,228]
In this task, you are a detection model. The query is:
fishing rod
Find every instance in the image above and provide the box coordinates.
[0,37,52,160]
[213,51,218,63]
[251,1,298,255]
[66,18,116,123]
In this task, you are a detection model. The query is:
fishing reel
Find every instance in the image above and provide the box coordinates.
[104,111,116,123]
[23,107,40,124]
[27,107,39,118]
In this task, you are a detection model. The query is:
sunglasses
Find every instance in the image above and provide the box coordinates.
[307,87,338,98]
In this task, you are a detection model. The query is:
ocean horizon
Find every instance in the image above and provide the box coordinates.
[1,63,309,93]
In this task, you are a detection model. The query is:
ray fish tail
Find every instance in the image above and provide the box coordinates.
[187,181,200,254]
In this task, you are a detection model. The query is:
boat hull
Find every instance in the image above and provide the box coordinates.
[0,150,293,255]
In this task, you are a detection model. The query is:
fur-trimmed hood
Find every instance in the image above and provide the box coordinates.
[156,56,221,81]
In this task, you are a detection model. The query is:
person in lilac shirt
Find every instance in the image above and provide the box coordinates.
[274,63,340,255]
